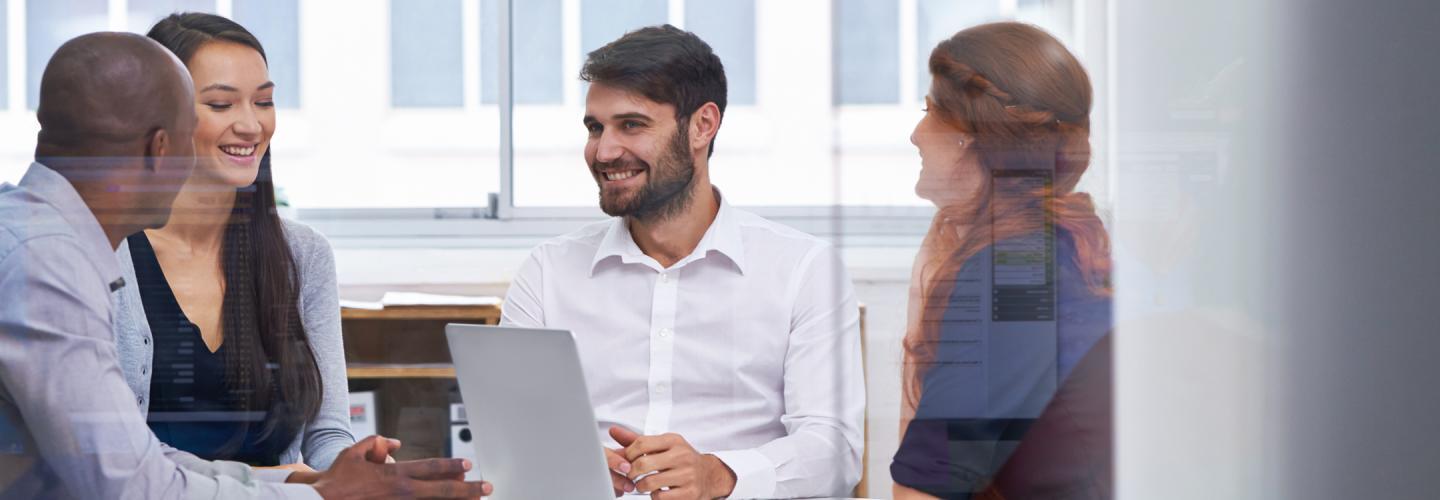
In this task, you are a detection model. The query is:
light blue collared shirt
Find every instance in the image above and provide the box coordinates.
[0,162,319,499]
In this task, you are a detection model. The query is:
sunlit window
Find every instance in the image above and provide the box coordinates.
[391,0,464,108]
[1,0,1087,210]
[25,0,106,110]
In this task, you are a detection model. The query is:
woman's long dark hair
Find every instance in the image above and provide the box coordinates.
[148,12,321,454]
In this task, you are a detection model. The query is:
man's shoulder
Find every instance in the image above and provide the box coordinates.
[729,207,835,254]
[0,186,80,263]
[531,217,614,255]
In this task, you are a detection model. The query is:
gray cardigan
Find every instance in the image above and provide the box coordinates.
[113,218,354,470]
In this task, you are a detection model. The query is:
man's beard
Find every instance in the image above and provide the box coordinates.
[593,127,696,222]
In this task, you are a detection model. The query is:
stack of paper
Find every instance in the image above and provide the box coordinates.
[379,292,502,307]
[341,292,501,310]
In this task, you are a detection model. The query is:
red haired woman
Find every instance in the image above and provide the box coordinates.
[892,22,1113,499]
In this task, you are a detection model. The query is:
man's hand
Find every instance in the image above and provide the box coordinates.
[308,435,494,499]
[622,432,736,500]
[360,436,402,464]
[607,427,639,496]
[290,436,403,484]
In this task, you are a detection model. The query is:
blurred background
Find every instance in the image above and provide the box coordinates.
[3,0,1437,497]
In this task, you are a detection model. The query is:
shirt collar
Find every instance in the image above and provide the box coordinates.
[589,189,747,276]
[18,161,124,289]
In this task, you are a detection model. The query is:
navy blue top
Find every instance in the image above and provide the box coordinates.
[128,233,288,466]
[891,229,1112,499]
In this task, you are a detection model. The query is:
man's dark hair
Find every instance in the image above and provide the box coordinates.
[581,24,727,158]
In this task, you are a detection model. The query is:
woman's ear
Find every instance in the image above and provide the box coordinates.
[956,132,976,149]
[688,102,722,154]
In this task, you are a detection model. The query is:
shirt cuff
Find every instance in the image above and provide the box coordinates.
[710,449,776,499]
[253,468,297,483]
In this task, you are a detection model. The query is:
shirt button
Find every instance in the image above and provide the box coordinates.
[143,337,150,345]
[659,328,672,338]
[655,384,669,394]
[659,273,669,283]
[141,365,148,375]
[137,396,144,405]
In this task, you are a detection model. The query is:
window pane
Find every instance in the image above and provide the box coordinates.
[481,0,562,105]
[390,0,463,107]
[233,0,300,108]
[581,0,666,55]
[685,0,756,106]
[128,0,215,33]
[26,0,107,110]
[916,0,1000,99]
[277,1,496,208]
[835,0,898,105]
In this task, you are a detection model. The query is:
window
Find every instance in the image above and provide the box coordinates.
[836,0,899,105]
[481,0,562,105]
[278,0,500,208]
[391,0,464,108]
[3,1,1099,217]
[580,0,666,56]
[685,0,756,106]
[25,0,107,110]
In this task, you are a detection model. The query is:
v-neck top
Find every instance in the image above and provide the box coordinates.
[127,232,287,466]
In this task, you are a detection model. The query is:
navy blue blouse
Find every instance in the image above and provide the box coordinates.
[891,229,1112,499]
[128,232,289,466]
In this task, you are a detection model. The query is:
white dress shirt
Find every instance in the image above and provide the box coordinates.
[501,195,865,499]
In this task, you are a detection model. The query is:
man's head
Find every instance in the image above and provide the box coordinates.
[580,25,726,221]
[34,32,198,232]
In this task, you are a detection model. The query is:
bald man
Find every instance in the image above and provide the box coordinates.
[0,33,491,500]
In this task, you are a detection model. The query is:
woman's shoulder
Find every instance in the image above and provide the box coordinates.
[279,218,337,289]
[280,218,334,262]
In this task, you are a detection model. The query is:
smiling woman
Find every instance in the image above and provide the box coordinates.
[106,11,357,472]
[188,41,276,187]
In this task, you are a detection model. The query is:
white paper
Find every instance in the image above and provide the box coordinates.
[379,292,501,307]
[339,299,384,310]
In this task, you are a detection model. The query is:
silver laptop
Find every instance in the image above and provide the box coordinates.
[445,324,613,500]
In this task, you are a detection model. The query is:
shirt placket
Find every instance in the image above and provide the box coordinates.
[643,268,679,436]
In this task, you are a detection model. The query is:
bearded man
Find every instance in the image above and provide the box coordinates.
[498,25,864,500]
